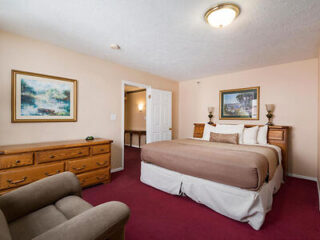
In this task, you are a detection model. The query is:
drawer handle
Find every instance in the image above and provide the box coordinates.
[45,170,61,176]
[50,155,55,159]
[100,149,105,152]
[72,165,86,171]
[96,161,108,166]
[78,151,83,154]
[7,177,27,185]
[96,175,107,181]
[15,160,21,164]
[80,179,86,184]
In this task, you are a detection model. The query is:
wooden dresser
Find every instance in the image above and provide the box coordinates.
[0,138,113,195]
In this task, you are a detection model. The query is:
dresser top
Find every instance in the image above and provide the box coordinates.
[0,138,113,155]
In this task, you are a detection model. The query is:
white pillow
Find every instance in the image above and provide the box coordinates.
[202,124,216,141]
[242,126,259,144]
[257,125,268,144]
[215,124,245,144]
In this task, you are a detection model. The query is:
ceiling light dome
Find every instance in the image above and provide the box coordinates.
[205,3,240,28]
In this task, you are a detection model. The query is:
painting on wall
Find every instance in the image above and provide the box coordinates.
[12,70,77,122]
[219,87,260,120]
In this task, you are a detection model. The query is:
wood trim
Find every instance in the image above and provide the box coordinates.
[193,123,290,178]
[219,86,260,120]
[11,69,78,123]
[0,138,113,155]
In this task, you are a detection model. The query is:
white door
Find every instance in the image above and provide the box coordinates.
[146,89,172,143]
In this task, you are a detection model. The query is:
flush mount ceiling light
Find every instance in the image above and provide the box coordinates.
[204,3,240,28]
[110,44,120,50]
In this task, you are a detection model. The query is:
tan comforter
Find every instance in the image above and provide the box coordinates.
[141,139,279,190]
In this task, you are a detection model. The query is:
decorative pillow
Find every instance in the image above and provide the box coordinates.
[202,123,216,141]
[243,126,259,144]
[209,132,239,144]
[215,124,245,144]
[257,125,268,144]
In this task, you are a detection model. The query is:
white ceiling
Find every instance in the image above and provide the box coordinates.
[0,0,320,81]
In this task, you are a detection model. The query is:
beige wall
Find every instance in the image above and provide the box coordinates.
[179,59,318,178]
[124,90,146,147]
[0,30,179,170]
[318,48,320,183]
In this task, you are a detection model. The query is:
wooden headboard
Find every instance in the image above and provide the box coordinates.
[193,123,290,178]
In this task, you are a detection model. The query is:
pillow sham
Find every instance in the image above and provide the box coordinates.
[215,124,245,144]
[257,125,268,144]
[243,126,259,144]
[209,132,239,144]
[202,123,216,141]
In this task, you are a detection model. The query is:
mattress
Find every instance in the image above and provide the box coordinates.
[140,160,283,230]
[141,139,279,190]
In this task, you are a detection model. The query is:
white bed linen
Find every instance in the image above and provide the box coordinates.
[140,144,283,230]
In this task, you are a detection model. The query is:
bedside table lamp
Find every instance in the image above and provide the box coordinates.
[208,107,214,124]
[265,104,274,125]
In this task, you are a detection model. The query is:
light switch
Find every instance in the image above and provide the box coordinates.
[110,113,117,121]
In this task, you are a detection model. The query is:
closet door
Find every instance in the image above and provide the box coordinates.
[147,89,172,143]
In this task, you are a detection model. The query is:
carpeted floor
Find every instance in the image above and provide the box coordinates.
[83,146,320,240]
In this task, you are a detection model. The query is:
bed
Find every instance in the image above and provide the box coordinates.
[140,123,289,230]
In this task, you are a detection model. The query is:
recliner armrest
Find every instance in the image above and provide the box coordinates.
[0,172,81,222]
[33,201,130,240]
[0,210,11,240]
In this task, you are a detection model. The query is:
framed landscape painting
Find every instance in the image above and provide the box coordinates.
[12,70,77,122]
[219,87,260,120]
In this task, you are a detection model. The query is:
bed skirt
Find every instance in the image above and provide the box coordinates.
[140,161,283,230]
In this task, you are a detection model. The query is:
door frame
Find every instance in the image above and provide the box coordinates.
[120,80,151,172]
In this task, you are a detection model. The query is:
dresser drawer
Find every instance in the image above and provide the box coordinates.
[66,154,110,174]
[0,153,33,170]
[35,147,89,164]
[92,144,110,155]
[77,168,110,188]
[0,162,64,190]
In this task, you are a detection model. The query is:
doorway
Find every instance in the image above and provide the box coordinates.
[121,81,173,171]
[121,81,150,171]
[124,85,147,148]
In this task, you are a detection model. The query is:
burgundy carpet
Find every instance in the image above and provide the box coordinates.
[83,147,320,240]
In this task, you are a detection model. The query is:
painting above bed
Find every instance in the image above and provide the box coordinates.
[219,86,260,120]
[11,70,77,122]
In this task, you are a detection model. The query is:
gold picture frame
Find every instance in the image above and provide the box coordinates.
[219,86,260,120]
[12,70,78,123]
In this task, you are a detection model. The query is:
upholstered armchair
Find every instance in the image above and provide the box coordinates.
[0,172,130,240]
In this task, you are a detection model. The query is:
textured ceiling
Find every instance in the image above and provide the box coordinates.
[0,0,320,81]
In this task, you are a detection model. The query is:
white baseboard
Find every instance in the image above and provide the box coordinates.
[124,144,141,148]
[111,167,124,173]
[287,173,317,182]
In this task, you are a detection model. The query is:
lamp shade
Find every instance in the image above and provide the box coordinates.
[265,104,274,112]
[208,107,214,113]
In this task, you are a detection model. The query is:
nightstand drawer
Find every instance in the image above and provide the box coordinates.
[0,153,33,169]
[35,147,89,163]
[66,154,110,174]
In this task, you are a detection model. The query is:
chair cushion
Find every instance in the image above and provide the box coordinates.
[55,195,92,219]
[9,205,67,240]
